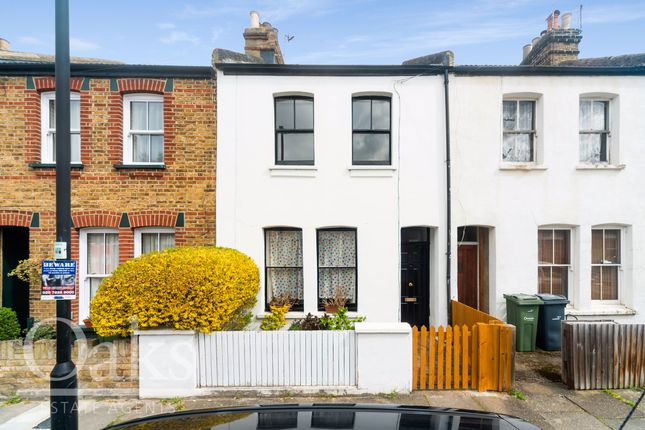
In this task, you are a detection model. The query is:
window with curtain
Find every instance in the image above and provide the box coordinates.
[124,94,164,164]
[317,228,357,311]
[274,97,314,165]
[265,228,304,310]
[141,232,175,254]
[580,99,609,163]
[41,92,81,164]
[86,232,119,301]
[502,100,535,162]
[352,96,391,165]
[591,229,620,301]
[538,229,571,297]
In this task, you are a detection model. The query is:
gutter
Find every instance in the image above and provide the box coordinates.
[0,62,213,78]
[443,68,452,325]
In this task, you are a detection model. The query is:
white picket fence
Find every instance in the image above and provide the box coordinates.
[197,330,357,387]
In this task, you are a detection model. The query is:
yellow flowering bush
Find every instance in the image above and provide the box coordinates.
[90,246,259,337]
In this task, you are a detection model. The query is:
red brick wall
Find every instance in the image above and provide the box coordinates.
[0,75,216,322]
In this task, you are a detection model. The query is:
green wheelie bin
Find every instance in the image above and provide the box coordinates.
[504,294,543,352]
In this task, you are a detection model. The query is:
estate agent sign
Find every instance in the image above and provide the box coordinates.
[41,260,76,300]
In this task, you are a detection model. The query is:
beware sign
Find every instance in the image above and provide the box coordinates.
[41,260,76,300]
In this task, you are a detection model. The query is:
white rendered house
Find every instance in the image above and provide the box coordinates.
[214,14,645,325]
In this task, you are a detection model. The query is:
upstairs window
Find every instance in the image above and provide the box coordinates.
[502,100,535,162]
[580,99,609,163]
[591,228,620,301]
[352,96,391,165]
[538,229,571,297]
[265,228,304,311]
[274,97,314,165]
[41,92,81,164]
[123,94,164,164]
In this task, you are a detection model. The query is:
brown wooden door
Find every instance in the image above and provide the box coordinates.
[458,244,478,309]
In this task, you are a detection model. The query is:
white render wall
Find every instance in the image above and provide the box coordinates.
[216,69,645,325]
[451,75,645,322]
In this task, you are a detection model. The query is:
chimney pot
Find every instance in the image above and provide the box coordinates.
[546,13,553,31]
[250,10,260,28]
[561,12,572,29]
[523,44,533,60]
[553,9,560,29]
[532,36,541,47]
[0,38,10,51]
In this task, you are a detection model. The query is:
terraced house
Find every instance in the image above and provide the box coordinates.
[0,39,215,327]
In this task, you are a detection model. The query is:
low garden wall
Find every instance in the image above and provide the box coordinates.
[0,338,137,397]
[137,323,412,398]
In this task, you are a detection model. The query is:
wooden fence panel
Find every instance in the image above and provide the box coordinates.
[561,322,645,390]
[451,300,503,328]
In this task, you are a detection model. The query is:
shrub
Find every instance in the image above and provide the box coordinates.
[260,305,290,331]
[320,307,365,330]
[8,258,41,289]
[0,307,21,341]
[26,323,56,341]
[289,313,323,331]
[91,246,259,337]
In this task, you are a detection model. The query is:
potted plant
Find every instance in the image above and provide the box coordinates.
[322,286,350,313]
[82,317,93,328]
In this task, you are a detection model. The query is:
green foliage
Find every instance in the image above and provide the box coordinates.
[91,246,259,337]
[289,313,323,331]
[3,394,22,406]
[8,258,41,289]
[0,307,21,341]
[26,323,56,341]
[160,396,185,411]
[320,307,365,330]
[509,388,526,401]
[603,389,635,407]
[260,305,289,331]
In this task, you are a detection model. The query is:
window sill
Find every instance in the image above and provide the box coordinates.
[269,166,317,177]
[113,163,166,170]
[566,305,636,317]
[29,162,84,170]
[348,166,396,177]
[576,163,625,171]
[498,164,547,171]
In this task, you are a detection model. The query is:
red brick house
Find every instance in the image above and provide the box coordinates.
[0,42,215,326]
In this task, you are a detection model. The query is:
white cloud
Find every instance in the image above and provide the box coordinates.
[211,28,223,43]
[160,31,200,45]
[18,36,45,45]
[70,37,99,51]
[157,22,176,30]
[582,4,645,25]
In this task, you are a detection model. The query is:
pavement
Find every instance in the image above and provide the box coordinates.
[0,350,643,429]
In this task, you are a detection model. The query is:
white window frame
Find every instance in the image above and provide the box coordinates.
[41,91,81,164]
[537,228,572,297]
[79,228,119,324]
[591,227,622,304]
[123,93,164,165]
[501,98,536,163]
[134,227,175,257]
[579,98,610,164]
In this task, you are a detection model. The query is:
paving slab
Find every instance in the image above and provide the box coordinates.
[565,390,645,419]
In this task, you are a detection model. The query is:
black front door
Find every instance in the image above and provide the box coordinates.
[401,227,430,328]
[1,227,30,329]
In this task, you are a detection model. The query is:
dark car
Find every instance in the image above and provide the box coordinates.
[104,403,540,430]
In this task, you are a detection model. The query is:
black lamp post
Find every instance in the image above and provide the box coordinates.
[51,0,79,428]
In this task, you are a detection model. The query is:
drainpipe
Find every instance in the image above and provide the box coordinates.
[443,68,452,325]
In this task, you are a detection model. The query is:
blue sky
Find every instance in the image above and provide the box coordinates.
[2,0,644,66]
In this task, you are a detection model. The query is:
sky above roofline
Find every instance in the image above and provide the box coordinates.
[2,0,644,66]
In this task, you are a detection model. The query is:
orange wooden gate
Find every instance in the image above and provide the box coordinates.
[412,322,514,392]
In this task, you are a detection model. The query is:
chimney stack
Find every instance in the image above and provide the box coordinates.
[0,38,10,51]
[521,9,581,65]
[243,11,284,64]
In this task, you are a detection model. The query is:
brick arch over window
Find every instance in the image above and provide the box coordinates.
[0,210,32,227]
[72,211,121,229]
[128,210,178,228]
[34,77,84,92]
[117,79,165,94]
